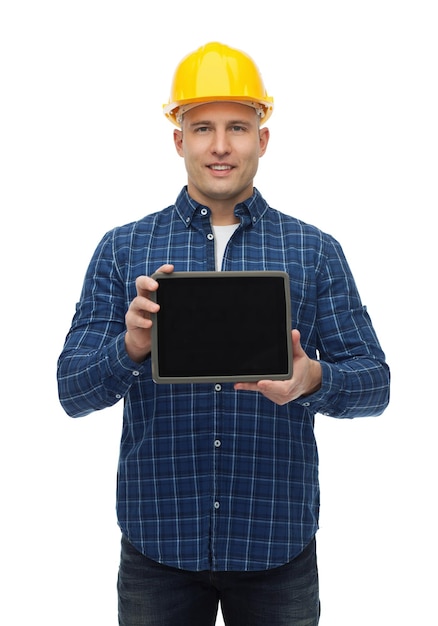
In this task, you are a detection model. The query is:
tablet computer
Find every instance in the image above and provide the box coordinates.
[150,271,292,384]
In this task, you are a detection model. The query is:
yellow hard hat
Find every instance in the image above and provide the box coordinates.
[163,42,274,127]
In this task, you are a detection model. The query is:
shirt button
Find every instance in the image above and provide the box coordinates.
[200,208,208,216]
[115,394,122,399]
[132,370,140,377]
[303,401,310,407]
[214,439,221,448]
[214,501,220,509]
[214,384,222,392]
[207,233,214,241]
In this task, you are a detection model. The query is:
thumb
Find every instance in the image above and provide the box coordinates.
[291,329,305,357]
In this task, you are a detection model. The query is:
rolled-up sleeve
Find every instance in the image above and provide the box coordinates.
[57,230,149,417]
[295,234,390,418]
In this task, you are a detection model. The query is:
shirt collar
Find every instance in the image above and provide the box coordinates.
[174,186,269,228]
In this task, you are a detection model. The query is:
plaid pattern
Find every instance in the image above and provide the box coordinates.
[58,187,390,571]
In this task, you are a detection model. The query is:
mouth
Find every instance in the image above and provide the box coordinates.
[207,164,234,178]
[208,164,233,171]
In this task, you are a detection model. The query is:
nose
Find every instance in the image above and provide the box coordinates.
[211,129,230,156]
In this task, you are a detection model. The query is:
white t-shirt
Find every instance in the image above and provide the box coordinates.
[212,224,240,271]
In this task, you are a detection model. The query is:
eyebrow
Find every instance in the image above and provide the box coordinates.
[188,119,254,128]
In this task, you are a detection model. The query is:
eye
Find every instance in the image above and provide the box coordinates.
[194,126,210,133]
[230,125,247,133]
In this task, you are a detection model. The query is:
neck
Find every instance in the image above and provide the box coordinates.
[195,194,239,225]
[186,188,250,226]
[210,210,240,226]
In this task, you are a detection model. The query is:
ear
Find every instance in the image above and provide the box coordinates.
[173,129,184,157]
[259,126,270,157]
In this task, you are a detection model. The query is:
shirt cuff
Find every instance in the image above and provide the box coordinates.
[101,332,151,398]
[294,360,342,416]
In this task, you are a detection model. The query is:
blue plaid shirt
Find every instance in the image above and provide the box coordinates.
[57,187,390,571]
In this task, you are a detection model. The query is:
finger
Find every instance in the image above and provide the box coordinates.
[137,295,160,316]
[234,380,277,393]
[234,382,260,392]
[134,265,174,298]
[291,328,300,347]
[135,275,159,298]
[291,328,307,358]
[126,298,156,329]
[155,263,174,274]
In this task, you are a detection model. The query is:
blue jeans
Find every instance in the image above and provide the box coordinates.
[118,534,320,626]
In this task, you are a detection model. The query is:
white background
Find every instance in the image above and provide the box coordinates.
[1,1,437,624]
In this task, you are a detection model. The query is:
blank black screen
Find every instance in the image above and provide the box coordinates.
[152,272,291,382]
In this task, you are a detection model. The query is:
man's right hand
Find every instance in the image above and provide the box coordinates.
[124,264,174,362]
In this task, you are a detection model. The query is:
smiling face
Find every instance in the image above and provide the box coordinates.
[173,101,270,224]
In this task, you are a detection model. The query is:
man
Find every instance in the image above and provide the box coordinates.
[58,42,390,626]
